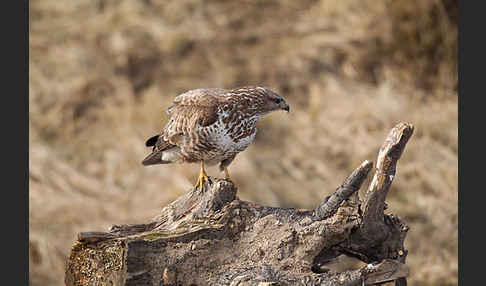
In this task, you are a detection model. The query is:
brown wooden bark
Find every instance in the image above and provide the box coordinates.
[65,122,414,286]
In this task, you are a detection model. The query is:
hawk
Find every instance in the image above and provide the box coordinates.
[142,86,290,189]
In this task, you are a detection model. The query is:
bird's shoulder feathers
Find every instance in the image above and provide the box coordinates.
[166,88,226,128]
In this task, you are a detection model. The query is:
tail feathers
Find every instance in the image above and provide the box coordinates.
[143,134,179,165]
[142,150,171,166]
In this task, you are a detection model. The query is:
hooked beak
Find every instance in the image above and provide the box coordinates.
[280,103,290,112]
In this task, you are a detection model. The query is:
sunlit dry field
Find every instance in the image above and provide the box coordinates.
[29,1,457,285]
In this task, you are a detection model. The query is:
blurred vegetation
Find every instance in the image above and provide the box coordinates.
[29,0,457,285]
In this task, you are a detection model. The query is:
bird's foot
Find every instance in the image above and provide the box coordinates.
[223,166,234,185]
[195,169,210,190]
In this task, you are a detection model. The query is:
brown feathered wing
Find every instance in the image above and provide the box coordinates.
[142,90,220,166]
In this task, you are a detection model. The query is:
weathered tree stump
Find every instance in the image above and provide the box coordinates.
[65,122,414,286]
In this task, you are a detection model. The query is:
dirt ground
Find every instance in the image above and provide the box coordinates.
[29,1,457,285]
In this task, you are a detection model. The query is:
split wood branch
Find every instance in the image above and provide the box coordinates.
[362,122,414,237]
[315,160,372,220]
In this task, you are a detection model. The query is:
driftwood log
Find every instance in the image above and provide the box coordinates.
[66,122,414,286]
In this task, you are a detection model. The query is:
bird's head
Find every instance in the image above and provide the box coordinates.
[258,87,290,114]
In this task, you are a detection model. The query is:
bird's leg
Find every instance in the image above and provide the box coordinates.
[220,155,236,184]
[223,166,233,183]
[195,160,209,190]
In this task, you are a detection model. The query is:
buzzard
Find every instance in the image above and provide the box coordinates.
[142,86,290,189]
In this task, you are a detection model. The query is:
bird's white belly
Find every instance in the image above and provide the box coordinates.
[216,119,256,150]
[201,119,256,165]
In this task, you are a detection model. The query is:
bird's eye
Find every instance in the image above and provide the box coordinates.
[273,98,282,104]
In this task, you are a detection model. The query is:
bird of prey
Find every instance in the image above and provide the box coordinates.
[142,86,290,189]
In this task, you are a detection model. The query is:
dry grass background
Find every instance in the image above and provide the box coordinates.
[29,0,458,285]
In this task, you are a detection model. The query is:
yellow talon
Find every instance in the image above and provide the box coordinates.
[223,166,233,183]
[195,161,209,190]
